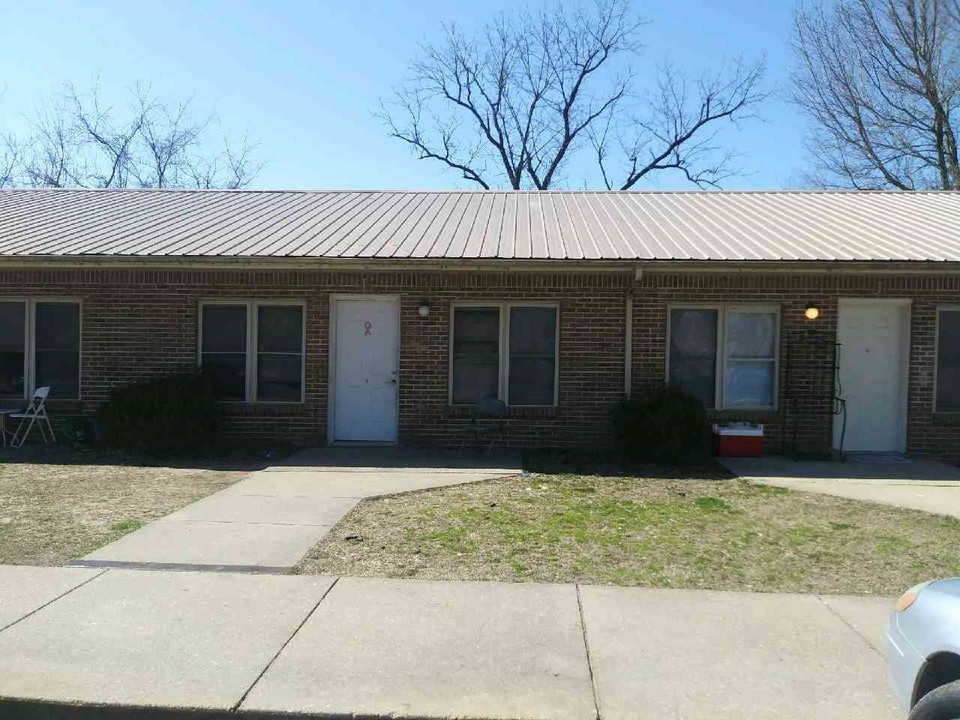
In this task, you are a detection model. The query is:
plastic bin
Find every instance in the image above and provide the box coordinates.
[712,423,764,457]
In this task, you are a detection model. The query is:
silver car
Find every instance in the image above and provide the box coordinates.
[889,579,960,719]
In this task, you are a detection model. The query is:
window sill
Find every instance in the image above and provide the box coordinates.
[445,405,558,419]
[215,400,306,405]
[218,402,309,415]
[709,408,779,419]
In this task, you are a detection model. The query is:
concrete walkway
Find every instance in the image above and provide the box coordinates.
[75,448,521,573]
[723,455,960,518]
[0,565,898,719]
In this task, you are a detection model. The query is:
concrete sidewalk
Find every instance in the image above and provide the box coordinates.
[723,455,960,518]
[75,448,521,573]
[0,565,898,719]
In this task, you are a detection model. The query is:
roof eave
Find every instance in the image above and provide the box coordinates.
[0,254,959,275]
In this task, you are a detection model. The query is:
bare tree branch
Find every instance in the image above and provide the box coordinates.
[793,0,960,189]
[185,131,263,190]
[9,82,263,189]
[0,133,20,187]
[381,0,765,189]
[381,91,492,188]
[382,0,641,189]
[593,59,767,190]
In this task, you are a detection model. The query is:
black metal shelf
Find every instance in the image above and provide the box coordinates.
[781,336,844,459]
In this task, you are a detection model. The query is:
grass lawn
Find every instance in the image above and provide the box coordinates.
[296,462,960,595]
[0,452,250,565]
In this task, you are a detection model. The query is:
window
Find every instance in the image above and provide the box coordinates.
[451,307,500,404]
[936,308,960,412]
[201,305,247,401]
[508,307,558,406]
[199,301,304,403]
[668,306,779,410]
[668,308,718,408]
[0,303,25,398]
[450,303,558,406]
[0,300,81,400]
[256,305,304,402]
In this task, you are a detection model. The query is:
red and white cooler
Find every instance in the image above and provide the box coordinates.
[712,423,764,457]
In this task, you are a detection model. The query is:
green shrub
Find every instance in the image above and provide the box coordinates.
[616,383,710,463]
[96,373,219,455]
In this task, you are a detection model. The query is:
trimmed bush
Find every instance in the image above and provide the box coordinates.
[616,383,710,463]
[96,373,219,455]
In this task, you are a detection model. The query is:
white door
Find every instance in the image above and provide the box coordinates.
[834,300,909,453]
[332,298,399,442]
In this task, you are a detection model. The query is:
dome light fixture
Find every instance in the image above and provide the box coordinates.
[418,299,431,318]
[804,303,820,321]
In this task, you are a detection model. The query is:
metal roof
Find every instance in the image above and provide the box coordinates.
[0,188,959,263]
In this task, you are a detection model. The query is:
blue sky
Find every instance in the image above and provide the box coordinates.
[2,1,809,190]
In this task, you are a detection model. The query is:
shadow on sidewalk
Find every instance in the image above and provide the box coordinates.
[271,444,523,473]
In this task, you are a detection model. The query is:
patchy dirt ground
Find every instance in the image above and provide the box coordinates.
[0,458,248,565]
[296,468,960,595]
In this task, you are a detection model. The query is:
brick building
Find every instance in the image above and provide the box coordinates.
[1,188,959,458]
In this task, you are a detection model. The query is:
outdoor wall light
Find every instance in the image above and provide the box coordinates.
[804,303,820,321]
[418,299,431,318]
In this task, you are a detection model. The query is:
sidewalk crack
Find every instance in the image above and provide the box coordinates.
[231,576,341,713]
[815,594,885,658]
[0,568,109,634]
[576,583,603,720]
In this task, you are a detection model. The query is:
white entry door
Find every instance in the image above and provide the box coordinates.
[834,300,909,453]
[332,298,399,442]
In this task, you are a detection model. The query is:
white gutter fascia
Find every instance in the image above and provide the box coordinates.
[0,255,959,275]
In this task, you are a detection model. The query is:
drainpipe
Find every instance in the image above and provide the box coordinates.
[624,290,633,397]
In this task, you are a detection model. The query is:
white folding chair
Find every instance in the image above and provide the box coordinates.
[11,387,56,448]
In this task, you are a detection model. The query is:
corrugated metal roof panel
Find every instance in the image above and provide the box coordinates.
[0,188,959,263]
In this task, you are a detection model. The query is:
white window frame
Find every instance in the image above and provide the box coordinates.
[449,301,560,408]
[197,300,306,404]
[934,305,960,413]
[666,303,780,411]
[0,298,82,401]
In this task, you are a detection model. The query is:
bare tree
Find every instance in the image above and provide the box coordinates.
[793,0,960,190]
[381,0,766,190]
[11,83,261,189]
[0,134,18,187]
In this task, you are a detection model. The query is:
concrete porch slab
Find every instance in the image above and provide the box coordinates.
[80,519,327,570]
[722,455,960,482]
[162,492,360,526]
[240,576,596,720]
[0,570,335,711]
[219,469,511,499]
[0,566,103,630]
[722,456,960,518]
[578,585,898,720]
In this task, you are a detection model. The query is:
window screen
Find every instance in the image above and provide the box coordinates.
[34,302,80,399]
[668,308,718,408]
[451,307,500,404]
[508,307,557,405]
[937,310,960,412]
[256,305,303,402]
[201,305,247,400]
[0,302,25,397]
[723,311,777,408]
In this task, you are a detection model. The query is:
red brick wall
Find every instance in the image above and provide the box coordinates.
[633,273,960,459]
[0,268,629,448]
[2,266,960,458]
